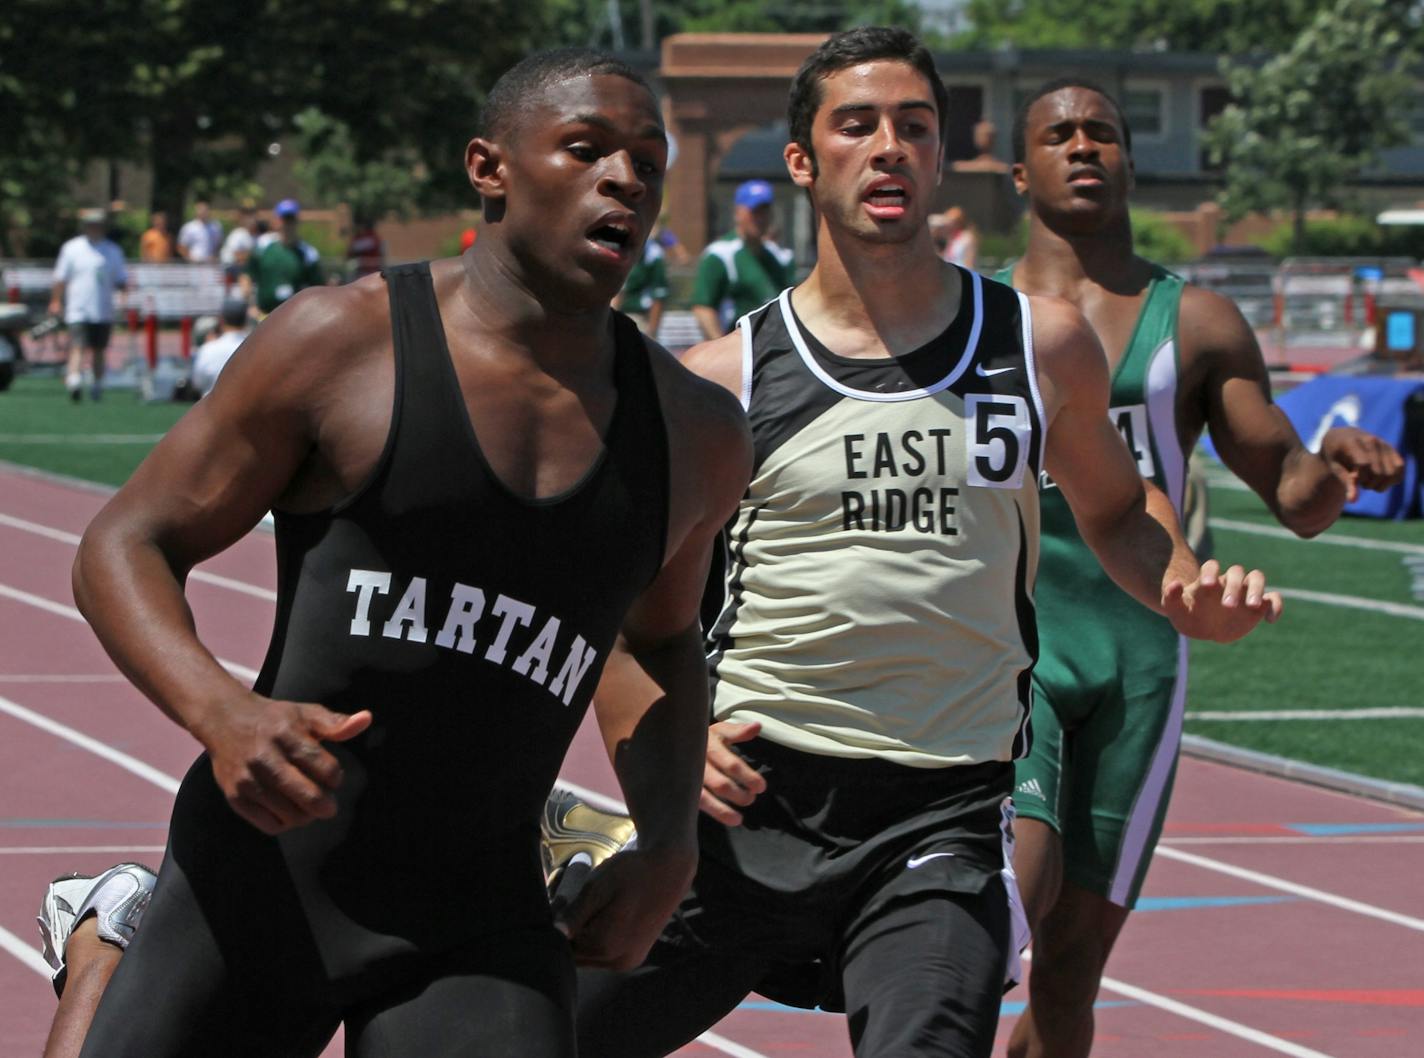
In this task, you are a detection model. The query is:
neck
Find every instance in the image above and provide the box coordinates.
[456,243,615,371]
[1016,208,1139,295]
[796,218,960,354]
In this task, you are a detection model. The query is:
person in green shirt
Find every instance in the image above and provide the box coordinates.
[614,235,669,336]
[691,179,794,339]
[243,199,324,316]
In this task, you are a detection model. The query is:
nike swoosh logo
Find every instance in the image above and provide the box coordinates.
[975,363,1015,377]
[906,851,957,868]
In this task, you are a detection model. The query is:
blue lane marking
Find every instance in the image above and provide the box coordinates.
[1290,822,1424,836]
[736,999,1138,1016]
[0,819,169,829]
[1136,895,1295,911]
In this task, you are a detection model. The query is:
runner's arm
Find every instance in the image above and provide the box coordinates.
[572,374,752,968]
[1036,296,1281,642]
[1182,287,1403,537]
[71,287,378,832]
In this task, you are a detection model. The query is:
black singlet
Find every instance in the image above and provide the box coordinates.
[170,261,669,974]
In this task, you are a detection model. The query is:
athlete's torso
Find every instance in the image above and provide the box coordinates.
[708,271,1046,767]
[997,262,1187,693]
[176,262,670,962]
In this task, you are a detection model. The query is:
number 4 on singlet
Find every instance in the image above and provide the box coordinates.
[1109,403,1155,478]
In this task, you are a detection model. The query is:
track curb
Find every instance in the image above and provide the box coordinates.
[1183,734,1424,812]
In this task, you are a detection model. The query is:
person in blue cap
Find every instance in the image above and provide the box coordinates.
[690,178,795,339]
[242,198,324,316]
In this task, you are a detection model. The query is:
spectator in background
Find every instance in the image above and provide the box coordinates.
[177,201,223,263]
[190,298,253,396]
[460,226,478,252]
[242,199,323,315]
[50,207,128,402]
[691,178,794,339]
[651,215,690,266]
[614,235,668,337]
[345,215,386,280]
[138,211,173,262]
[951,119,1010,174]
[933,206,979,268]
[220,204,259,282]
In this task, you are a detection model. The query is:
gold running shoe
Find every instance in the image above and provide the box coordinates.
[541,789,637,891]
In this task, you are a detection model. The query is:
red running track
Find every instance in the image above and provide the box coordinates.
[2,462,1422,1057]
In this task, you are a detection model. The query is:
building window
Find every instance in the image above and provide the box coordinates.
[943,84,985,163]
[1123,87,1165,139]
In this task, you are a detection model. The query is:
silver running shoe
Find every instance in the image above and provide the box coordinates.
[540,789,637,891]
[36,862,157,996]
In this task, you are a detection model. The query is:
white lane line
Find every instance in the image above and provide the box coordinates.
[694,1030,775,1058]
[0,922,50,978]
[0,675,126,683]
[0,846,166,855]
[1155,846,1424,932]
[1096,973,1337,1058]
[0,434,165,445]
[1210,517,1424,556]
[1275,587,1424,620]
[0,512,276,601]
[1164,835,1424,846]
[1186,707,1424,721]
[0,695,181,794]
[0,581,259,683]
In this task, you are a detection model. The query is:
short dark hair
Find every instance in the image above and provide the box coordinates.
[1012,78,1132,163]
[788,27,949,168]
[479,48,653,142]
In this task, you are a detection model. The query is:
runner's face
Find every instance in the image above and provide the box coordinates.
[789,60,942,245]
[491,73,666,303]
[1013,87,1133,227]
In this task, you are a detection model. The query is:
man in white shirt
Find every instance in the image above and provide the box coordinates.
[190,299,252,396]
[176,201,223,263]
[220,205,258,281]
[50,208,128,402]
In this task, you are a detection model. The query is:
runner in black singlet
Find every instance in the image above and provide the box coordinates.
[45,49,750,1058]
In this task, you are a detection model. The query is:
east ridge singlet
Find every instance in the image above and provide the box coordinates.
[167,262,669,974]
[707,270,1046,767]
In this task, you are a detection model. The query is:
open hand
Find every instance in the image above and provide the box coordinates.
[1163,558,1283,643]
[699,720,766,826]
[197,694,372,834]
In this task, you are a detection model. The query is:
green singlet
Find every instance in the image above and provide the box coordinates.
[995,263,1188,908]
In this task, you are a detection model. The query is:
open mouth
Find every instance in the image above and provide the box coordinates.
[587,222,633,255]
[865,185,909,207]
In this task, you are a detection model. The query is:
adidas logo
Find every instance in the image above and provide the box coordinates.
[1015,777,1044,799]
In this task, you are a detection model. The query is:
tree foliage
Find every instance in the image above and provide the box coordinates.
[954,0,1344,54]
[582,0,924,44]
[1203,0,1418,252]
[0,0,567,245]
[291,109,425,225]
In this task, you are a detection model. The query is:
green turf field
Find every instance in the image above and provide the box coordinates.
[0,375,190,487]
[3,372,1421,788]
[1189,462,1424,787]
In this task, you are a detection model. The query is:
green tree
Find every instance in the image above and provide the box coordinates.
[0,0,570,237]
[291,108,424,224]
[584,0,923,41]
[1203,0,1418,253]
[955,0,1337,53]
